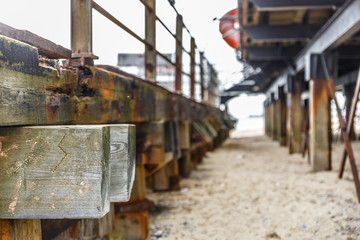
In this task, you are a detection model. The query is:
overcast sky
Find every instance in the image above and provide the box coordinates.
[0,0,265,123]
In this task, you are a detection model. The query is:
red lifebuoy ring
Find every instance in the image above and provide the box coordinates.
[219,8,240,49]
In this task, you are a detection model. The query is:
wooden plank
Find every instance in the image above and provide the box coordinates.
[0,22,71,59]
[0,34,221,126]
[109,125,136,203]
[0,219,41,240]
[0,125,110,218]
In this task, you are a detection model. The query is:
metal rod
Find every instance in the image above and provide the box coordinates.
[175,14,183,93]
[190,37,196,99]
[145,0,156,82]
[200,51,205,102]
[155,50,176,67]
[156,15,176,39]
[92,1,153,49]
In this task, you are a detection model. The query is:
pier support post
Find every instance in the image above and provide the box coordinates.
[273,94,280,141]
[269,93,275,139]
[309,54,332,171]
[287,76,303,153]
[278,86,287,146]
[343,83,356,140]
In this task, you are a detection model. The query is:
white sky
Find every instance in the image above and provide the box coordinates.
[0,0,265,121]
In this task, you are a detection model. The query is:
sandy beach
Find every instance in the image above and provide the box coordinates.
[147,133,360,240]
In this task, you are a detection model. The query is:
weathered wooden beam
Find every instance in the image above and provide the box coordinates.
[109,125,136,203]
[0,219,41,240]
[0,22,71,59]
[144,0,156,81]
[0,34,221,127]
[250,0,344,11]
[0,125,110,218]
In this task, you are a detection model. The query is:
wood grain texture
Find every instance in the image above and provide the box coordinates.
[0,125,110,218]
[109,125,136,202]
[0,219,41,240]
[0,34,222,127]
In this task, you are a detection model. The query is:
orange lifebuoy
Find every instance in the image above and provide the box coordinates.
[219,8,240,49]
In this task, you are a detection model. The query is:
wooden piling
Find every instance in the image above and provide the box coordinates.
[278,86,287,146]
[287,77,303,153]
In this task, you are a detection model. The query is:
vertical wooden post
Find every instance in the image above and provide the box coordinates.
[145,0,156,82]
[0,219,41,240]
[343,83,356,140]
[278,86,287,146]
[269,93,275,139]
[273,94,279,141]
[190,37,196,100]
[287,76,303,153]
[175,14,183,93]
[309,54,332,171]
[264,100,268,136]
[199,52,205,102]
[178,121,192,177]
[111,164,149,240]
[70,0,97,65]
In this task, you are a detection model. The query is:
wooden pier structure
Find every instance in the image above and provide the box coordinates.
[0,1,234,239]
[221,0,360,203]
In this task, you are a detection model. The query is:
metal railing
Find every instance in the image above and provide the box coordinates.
[70,0,219,104]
